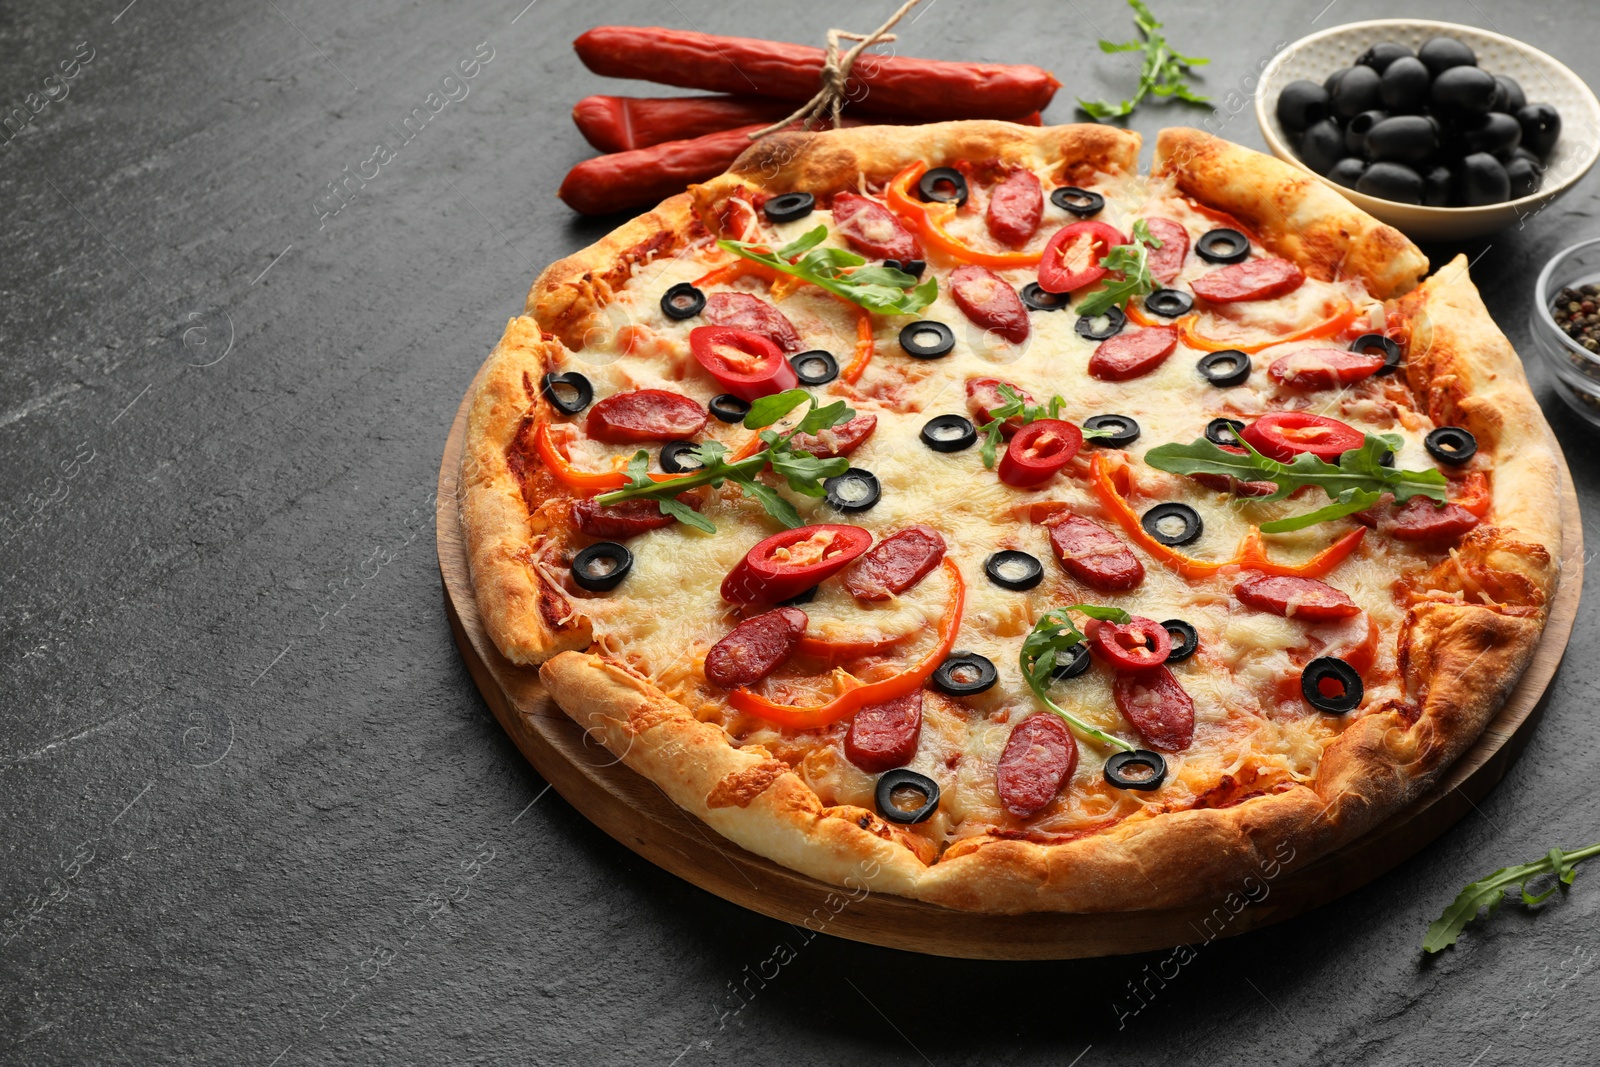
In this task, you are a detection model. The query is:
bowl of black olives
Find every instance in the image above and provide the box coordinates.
[1258,20,1599,240]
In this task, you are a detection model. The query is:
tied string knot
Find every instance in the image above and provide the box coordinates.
[748,0,922,140]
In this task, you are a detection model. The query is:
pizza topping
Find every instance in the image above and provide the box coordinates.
[1089,326,1180,381]
[1112,666,1195,751]
[843,525,947,601]
[708,393,751,423]
[949,264,1031,345]
[1140,502,1203,547]
[1301,656,1364,713]
[570,541,633,592]
[998,418,1083,487]
[1383,497,1482,541]
[1205,417,1246,446]
[831,192,923,261]
[1241,411,1366,462]
[967,378,1034,437]
[721,523,874,604]
[1142,218,1190,281]
[1267,347,1385,390]
[1018,604,1160,759]
[932,651,998,696]
[658,441,707,474]
[1045,513,1145,591]
[703,607,808,688]
[918,166,969,206]
[586,389,710,443]
[689,325,798,401]
[985,168,1044,247]
[884,163,1044,269]
[920,414,978,453]
[540,372,594,416]
[1425,426,1478,465]
[1235,574,1361,620]
[703,292,803,352]
[1075,220,1165,317]
[985,549,1046,591]
[1049,186,1105,217]
[1083,414,1140,448]
[790,350,839,386]
[1051,641,1092,680]
[1191,257,1307,303]
[788,412,877,458]
[1143,288,1194,318]
[1194,227,1251,264]
[1162,619,1199,662]
[822,468,881,513]
[762,191,815,224]
[996,715,1078,819]
[1089,615,1172,671]
[874,769,941,825]
[1349,332,1404,375]
[572,496,693,538]
[1076,306,1127,341]
[1038,220,1124,294]
[659,281,706,321]
[717,226,936,314]
[899,320,957,359]
[844,691,923,773]
[1179,299,1362,355]
[1102,749,1168,791]
[1196,348,1252,387]
[1020,282,1072,311]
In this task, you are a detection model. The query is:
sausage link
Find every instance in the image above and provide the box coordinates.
[831,193,921,261]
[843,525,947,601]
[1088,326,1179,382]
[572,94,797,153]
[844,691,924,773]
[996,714,1077,818]
[1045,513,1145,592]
[1234,574,1361,621]
[1112,666,1195,752]
[704,292,802,352]
[586,389,709,443]
[949,264,1029,345]
[985,168,1043,247]
[572,498,676,538]
[966,377,1033,437]
[704,607,808,689]
[789,413,878,460]
[1142,217,1190,283]
[559,125,768,215]
[1191,257,1306,303]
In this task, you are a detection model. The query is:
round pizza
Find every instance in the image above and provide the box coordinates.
[458,123,1563,913]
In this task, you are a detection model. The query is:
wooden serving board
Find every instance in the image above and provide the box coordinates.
[435,374,1583,960]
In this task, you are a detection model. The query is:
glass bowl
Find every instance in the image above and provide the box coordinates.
[1530,238,1600,427]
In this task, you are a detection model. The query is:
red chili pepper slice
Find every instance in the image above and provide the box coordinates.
[1037,220,1124,294]
[1241,411,1365,462]
[998,418,1082,487]
[1266,347,1386,390]
[1089,615,1173,671]
[720,524,874,605]
[689,325,798,402]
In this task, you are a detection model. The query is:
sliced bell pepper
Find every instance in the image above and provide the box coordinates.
[885,162,1043,269]
[1453,471,1491,518]
[532,421,678,494]
[1177,301,1361,354]
[1233,525,1367,580]
[728,559,965,730]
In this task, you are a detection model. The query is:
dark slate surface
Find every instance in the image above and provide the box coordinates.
[2,0,1597,1063]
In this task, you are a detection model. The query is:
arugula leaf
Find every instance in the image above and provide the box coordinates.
[718,228,937,315]
[744,389,812,430]
[1077,0,1210,121]
[623,449,654,490]
[1018,606,1137,751]
[1423,842,1600,952]
[736,477,804,529]
[795,398,854,436]
[1144,432,1448,529]
[1075,219,1160,318]
[770,450,849,496]
[656,495,715,534]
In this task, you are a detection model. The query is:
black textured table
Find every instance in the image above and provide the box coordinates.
[4,1,1597,1063]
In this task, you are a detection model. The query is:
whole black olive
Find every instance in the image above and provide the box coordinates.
[1492,74,1527,114]
[1357,162,1424,204]
[1324,66,1353,94]
[1358,41,1413,73]
[1327,157,1367,189]
[1277,80,1331,133]
[1517,103,1562,159]
[1423,165,1452,207]
[1298,119,1347,175]
[1417,36,1477,76]
[1345,109,1387,153]
[1330,63,1382,119]
[1431,66,1498,116]
[1460,112,1522,156]
[1380,57,1432,114]
[1457,152,1511,206]
[1506,155,1542,199]
[1365,115,1438,165]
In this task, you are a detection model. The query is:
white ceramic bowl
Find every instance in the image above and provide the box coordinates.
[1256,19,1600,241]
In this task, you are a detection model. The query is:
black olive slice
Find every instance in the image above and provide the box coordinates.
[1162,619,1199,662]
[1425,426,1478,465]
[1204,417,1246,447]
[1197,349,1252,387]
[875,769,940,824]
[1196,228,1251,264]
[899,321,956,359]
[708,393,751,423]
[571,542,632,592]
[1020,282,1071,312]
[1076,306,1126,341]
[660,282,706,320]
[984,550,1044,591]
[659,441,705,474]
[1350,332,1403,376]
[1103,750,1168,791]
[1083,414,1141,449]
[1141,502,1203,546]
[539,372,594,416]
[778,585,818,606]
[918,167,969,206]
[824,468,880,513]
[901,259,927,278]
[1302,656,1364,713]
[933,651,998,696]
[763,191,815,223]
[920,414,977,452]
[1050,186,1105,217]
[1050,641,1092,681]
[1143,288,1195,318]
[790,349,839,386]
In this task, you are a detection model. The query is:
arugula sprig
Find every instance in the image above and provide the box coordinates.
[1075,218,1161,319]
[978,385,1115,469]
[717,226,937,315]
[1143,432,1449,532]
[1424,842,1600,952]
[1019,606,1136,751]
[1077,0,1210,121]
[593,389,854,533]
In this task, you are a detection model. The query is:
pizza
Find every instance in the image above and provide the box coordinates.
[458,123,1563,914]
